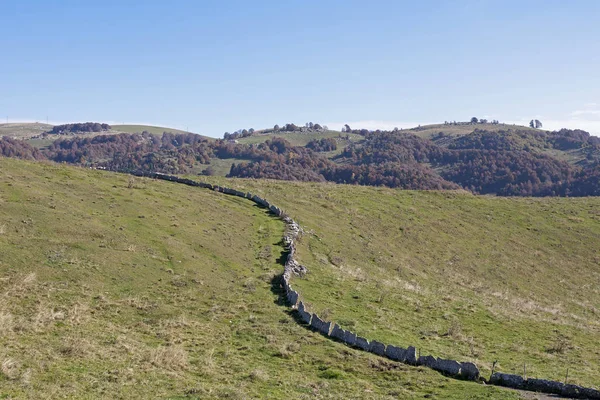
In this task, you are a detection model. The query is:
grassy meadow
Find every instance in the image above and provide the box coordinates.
[110,125,213,140]
[0,123,53,139]
[202,177,600,390]
[406,123,544,139]
[0,158,519,399]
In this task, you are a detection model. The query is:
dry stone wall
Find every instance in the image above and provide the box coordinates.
[490,373,600,399]
[127,170,600,399]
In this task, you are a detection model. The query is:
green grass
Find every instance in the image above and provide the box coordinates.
[407,123,544,139]
[0,158,518,399]
[200,177,600,390]
[201,157,246,177]
[0,123,53,139]
[111,125,214,141]
[2,123,215,148]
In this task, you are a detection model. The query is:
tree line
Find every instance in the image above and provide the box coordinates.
[0,127,599,196]
[48,122,111,134]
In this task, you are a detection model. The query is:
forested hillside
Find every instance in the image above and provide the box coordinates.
[1,124,599,196]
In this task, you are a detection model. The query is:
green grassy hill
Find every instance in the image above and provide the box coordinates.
[0,158,519,399]
[0,123,213,141]
[2,123,214,149]
[110,124,214,141]
[0,123,53,139]
[202,176,600,390]
[234,123,542,145]
[407,123,544,140]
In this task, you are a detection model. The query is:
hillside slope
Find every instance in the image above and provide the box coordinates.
[0,158,517,399]
[0,123,53,139]
[2,122,599,196]
[406,122,543,140]
[110,124,213,141]
[0,123,212,143]
[202,176,600,390]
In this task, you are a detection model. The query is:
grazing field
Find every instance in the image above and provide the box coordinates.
[202,176,600,390]
[407,123,544,139]
[110,124,213,140]
[0,158,518,399]
[0,123,214,142]
[0,123,53,139]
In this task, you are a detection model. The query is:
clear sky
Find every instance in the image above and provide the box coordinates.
[1,0,599,137]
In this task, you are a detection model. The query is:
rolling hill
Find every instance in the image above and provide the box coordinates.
[0,158,524,399]
[110,124,213,141]
[0,122,213,143]
[0,123,54,139]
[1,157,599,398]
[201,175,600,390]
[1,121,599,196]
[405,122,544,140]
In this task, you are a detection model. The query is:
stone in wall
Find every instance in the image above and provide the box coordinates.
[287,290,299,307]
[253,196,269,207]
[405,346,417,365]
[432,359,461,377]
[310,314,325,331]
[330,324,345,341]
[297,302,311,324]
[321,321,332,336]
[309,314,332,335]
[525,379,565,395]
[369,340,386,357]
[561,384,584,398]
[355,336,370,351]
[246,192,252,199]
[343,330,357,347]
[580,387,600,400]
[489,373,525,389]
[283,271,292,283]
[269,205,282,216]
[385,344,406,362]
[459,362,480,381]
[285,259,307,277]
[417,355,437,368]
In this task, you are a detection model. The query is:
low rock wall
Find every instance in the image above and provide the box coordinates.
[490,373,600,399]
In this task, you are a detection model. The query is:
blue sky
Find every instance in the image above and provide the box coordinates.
[1,0,599,137]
